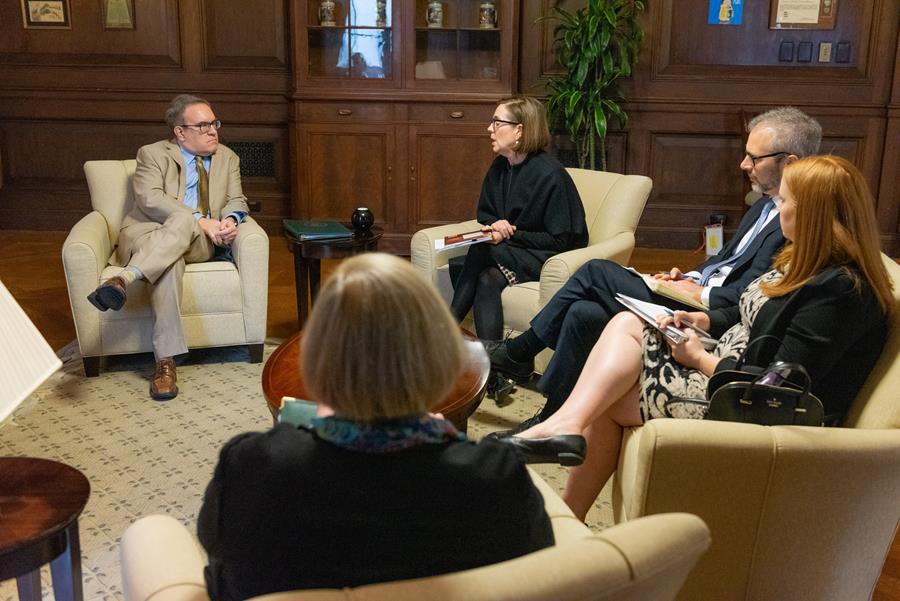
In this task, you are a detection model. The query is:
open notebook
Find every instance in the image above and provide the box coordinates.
[0,280,62,422]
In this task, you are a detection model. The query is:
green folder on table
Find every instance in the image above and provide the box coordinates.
[278,397,318,428]
[283,219,353,241]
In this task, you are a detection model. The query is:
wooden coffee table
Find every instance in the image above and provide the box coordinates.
[261,331,490,433]
[283,225,384,327]
[0,457,91,601]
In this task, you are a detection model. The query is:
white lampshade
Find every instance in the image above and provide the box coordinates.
[0,279,61,422]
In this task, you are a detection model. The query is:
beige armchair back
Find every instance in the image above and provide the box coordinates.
[410,168,651,371]
[62,160,269,376]
[121,471,709,601]
[612,254,900,601]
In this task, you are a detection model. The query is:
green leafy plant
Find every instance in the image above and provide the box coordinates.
[541,0,645,171]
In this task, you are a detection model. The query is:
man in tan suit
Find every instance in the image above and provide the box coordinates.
[88,94,250,400]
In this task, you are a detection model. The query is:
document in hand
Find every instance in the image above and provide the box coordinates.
[624,267,707,310]
[434,229,493,253]
[615,293,717,350]
[615,293,689,345]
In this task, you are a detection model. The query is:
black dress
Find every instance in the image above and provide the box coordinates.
[472,150,587,280]
[449,150,587,337]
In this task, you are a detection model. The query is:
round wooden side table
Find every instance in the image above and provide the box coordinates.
[261,331,490,433]
[0,457,91,601]
[283,225,384,327]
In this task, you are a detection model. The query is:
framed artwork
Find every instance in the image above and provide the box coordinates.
[770,0,837,30]
[101,0,135,30]
[20,0,71,29]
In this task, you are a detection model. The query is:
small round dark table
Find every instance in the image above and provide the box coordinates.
[261,331,490,433]
[0,457,91,601]
[283,225,384,327]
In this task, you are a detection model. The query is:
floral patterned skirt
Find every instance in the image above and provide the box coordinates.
[637,270,780,422]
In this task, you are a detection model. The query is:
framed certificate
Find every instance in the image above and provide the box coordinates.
[770,0,837,30]
[101,0,135,30]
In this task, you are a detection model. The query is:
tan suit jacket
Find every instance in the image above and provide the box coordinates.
[115,139,251,358]
[122,138,249,234]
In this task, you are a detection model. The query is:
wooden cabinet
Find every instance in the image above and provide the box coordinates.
[290,0,516,252]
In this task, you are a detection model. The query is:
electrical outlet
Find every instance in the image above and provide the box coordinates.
[819,42,832,62]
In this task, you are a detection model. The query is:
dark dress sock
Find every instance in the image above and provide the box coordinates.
[506,329,545,362]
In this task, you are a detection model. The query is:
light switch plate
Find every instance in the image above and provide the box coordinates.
[819,42,832,62]
[778,41,794,62]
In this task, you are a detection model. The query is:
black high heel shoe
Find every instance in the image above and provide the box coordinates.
[497,435,586,466]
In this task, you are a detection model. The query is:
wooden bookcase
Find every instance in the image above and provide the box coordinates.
[291,0,517,253]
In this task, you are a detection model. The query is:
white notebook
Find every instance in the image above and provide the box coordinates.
[0,280,62,423]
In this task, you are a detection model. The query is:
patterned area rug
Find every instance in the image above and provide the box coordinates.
[0,341,611,601]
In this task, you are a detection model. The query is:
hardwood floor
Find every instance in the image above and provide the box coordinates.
[0,229,897,598]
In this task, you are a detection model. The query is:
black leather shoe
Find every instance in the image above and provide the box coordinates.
[486,371,515,407]
[482,339,534,383]
[486,412,544,440]
[87,276,127,311]
[498,434,586,466]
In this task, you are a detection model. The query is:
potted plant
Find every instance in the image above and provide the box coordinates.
[541,0,645,171]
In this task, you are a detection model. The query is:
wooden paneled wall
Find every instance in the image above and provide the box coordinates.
[523,0,900,253]
[1,0,898,254]
[0,0,291,232]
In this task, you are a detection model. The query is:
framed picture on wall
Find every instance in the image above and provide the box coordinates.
[770,0,837,30]
[20,0,71,29]
[101,0,135,30]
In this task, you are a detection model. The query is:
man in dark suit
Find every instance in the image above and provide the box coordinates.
[487,107,822,430]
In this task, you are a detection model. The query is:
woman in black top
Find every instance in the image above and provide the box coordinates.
[449,95,587,341]
[198,253,554,601]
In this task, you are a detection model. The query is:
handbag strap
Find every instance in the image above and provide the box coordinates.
[734,334,782,369]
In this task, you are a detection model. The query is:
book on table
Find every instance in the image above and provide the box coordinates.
[615,293,717,350]
[624,267,708,310]
[283,219,353,241]
[434,229,493,253]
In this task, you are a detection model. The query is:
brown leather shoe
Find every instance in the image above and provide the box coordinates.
[150,358,178,401]
[87,276,127,311]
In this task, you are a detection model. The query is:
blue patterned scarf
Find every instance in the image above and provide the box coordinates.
[310,414,466,453]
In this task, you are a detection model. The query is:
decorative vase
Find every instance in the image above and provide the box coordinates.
[318,0,336,27]
[375,0,387,27]
[426,1,443,28]
[479,1,497,29]
[351,207,375,233]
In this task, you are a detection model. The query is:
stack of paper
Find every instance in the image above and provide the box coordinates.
[434,229,492,253]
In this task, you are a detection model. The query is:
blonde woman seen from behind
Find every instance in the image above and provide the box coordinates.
[198,253,554,601]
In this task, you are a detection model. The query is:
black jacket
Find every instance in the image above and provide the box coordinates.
[709,266,887,417]
[198,424,554,601]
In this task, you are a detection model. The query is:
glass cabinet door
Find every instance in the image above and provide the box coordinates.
[307,0,394,79]
[413,0,503,82]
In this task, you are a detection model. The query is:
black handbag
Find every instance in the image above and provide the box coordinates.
[706,361,825,426]
[704,336,826,427]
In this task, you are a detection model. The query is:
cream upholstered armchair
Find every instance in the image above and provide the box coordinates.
[62,160,269,376]
[611,254,900,601]
[120,471,709,601]
[411,168,652,372]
